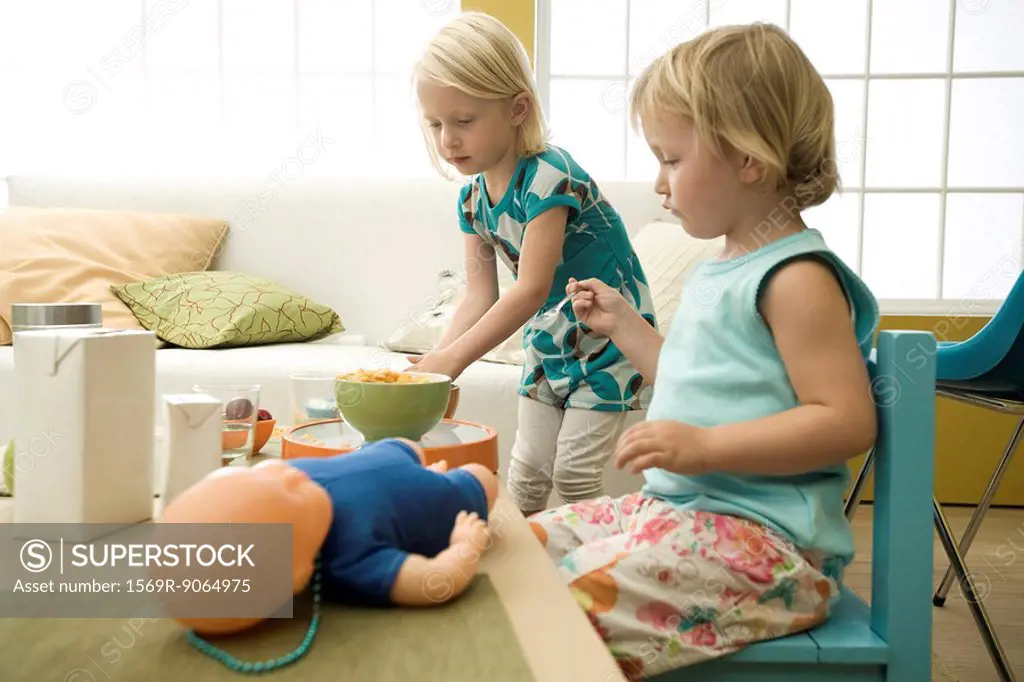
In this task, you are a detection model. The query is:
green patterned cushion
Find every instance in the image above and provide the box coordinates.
[111,271,344,349]
[2,440,13,495]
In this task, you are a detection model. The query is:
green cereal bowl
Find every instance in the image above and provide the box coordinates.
[334,372,452,442]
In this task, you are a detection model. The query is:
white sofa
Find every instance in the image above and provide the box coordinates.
[0,173,679,501]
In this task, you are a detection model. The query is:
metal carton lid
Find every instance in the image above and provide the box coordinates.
[11,302,103,330]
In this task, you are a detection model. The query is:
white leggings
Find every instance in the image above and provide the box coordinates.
[505,396,629,513]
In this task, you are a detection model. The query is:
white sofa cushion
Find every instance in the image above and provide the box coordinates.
[631,221,724,334]
[382,269,526,366]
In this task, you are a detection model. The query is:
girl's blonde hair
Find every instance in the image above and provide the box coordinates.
[631,23,838,209]
[414,11,548,176]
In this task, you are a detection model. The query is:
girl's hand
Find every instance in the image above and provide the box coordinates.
[614,420,711,475]
[567,277,631,336]
[406,349,466,382]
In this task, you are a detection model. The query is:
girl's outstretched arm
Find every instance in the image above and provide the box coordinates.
[703,257,877,474]
[413,207,567,379]
[435,233,500,350]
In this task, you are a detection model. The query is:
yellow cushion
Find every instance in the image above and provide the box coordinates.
[0,206,228,344]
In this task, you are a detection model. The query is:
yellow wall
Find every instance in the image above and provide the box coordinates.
[852,315,1024,507]
[463,0,1024,508]
[462,0,535,62]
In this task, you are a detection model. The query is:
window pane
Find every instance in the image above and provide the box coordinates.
[222,0,295,74]
[870,0,949,74]
[146,73,223,173]
[374,0,460,75]
[145,0,219,71]
[222,76,297,167]
[28,0,145,94]
[549,79,626,182]
[59,0,142,65]
[948,78,1024,188]
[862,193,941,299]
[626,125,659,182]
[298,76,374,176]
[374,76,435,177]
[298,0,372,73]
[943,194,1023,301]
[609,77,658,181]
[804,191,861,274]
[953,0,1024,73]
[708,0,787,29]
[551,0,627,76]
[629,0,706,77]
[788,0,868,75]
[865,79,945,188]
[825,79,867,189]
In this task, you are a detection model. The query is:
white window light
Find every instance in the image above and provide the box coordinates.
[0,0,462,182]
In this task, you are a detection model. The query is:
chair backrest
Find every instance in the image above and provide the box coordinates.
[943,269,1024,389]
[869,330,936,680]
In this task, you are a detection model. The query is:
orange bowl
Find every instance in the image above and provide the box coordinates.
[445,384,460,419]
[252,419,276,454]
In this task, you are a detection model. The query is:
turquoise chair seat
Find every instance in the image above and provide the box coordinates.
[649,330,936,682]
[654,588,888,681]
[739,588,887,666]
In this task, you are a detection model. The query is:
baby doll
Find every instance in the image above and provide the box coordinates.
[159,437,498,637]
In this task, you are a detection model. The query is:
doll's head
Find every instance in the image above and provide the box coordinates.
[159,460,332,635]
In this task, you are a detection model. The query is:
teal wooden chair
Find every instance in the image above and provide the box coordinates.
[651,330,937,682]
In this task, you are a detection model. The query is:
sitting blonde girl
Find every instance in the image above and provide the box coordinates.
[530,23,880,680]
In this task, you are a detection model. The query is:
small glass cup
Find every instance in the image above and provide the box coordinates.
[192,383,261,464]
[290,372,340,426]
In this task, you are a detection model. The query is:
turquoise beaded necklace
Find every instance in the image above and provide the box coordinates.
[185,556,323,674]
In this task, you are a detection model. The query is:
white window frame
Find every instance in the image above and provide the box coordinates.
[534,0,1024,316]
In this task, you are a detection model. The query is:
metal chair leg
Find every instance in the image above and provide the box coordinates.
[845,447,874,521]
[934,498,1017,682]
[934,415,1024,606]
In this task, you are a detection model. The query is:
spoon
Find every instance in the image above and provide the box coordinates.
[537,292,576,322]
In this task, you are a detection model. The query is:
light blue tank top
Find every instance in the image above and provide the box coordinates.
[642,228,879,567]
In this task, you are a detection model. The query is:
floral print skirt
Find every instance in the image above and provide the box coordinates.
[529,492,841,680]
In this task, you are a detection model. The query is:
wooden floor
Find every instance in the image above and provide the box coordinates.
[847,504,1024,682]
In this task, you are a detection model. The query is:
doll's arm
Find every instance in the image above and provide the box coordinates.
[390,511,490,607]
[390,543,482,606]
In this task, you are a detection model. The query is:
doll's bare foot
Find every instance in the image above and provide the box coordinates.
[427,460,448,473]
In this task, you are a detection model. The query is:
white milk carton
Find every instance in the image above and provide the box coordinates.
[160,393,222,506]
[12,328,156,541]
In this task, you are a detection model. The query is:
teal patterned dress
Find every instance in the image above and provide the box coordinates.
[457,145,657,412]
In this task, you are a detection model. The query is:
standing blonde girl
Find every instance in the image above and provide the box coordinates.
[408,12,657,516]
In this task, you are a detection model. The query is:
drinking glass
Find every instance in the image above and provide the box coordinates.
[290,372,339,426]
[192,383,261,463]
